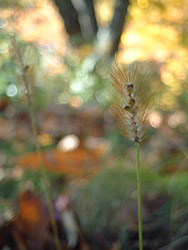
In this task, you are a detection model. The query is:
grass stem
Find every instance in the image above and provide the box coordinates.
[136,142,143,250]
[27,102,62,250]
[18,62,62,250]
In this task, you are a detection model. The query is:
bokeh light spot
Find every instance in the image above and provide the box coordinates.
[6,84,18,97]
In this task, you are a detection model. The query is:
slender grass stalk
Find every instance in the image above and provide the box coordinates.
[27,100,62,250]
[108,62,152,250]
[13,41,61,250]
[136,142,143,250]
[179,146,188,162]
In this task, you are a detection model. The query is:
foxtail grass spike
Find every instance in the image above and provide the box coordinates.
[108,62,152,250]
[109,62,151,143]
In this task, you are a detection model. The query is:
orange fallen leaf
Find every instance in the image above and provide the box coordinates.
[14,146,102,177]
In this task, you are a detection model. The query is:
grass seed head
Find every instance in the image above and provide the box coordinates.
[108,62,151,143]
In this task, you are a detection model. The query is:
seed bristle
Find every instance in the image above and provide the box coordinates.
[108,62,151,142]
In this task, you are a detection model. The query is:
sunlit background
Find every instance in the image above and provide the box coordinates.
[1,0,188,249]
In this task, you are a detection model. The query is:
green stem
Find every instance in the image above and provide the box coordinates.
[14,39,61,249]
[136,142,143,250]
[28,103,62,250]
[20,71,61,250]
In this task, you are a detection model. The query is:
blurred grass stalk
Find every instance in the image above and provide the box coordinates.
[26,94,62,250]
[12,40,62,250]
[109,63,151,250]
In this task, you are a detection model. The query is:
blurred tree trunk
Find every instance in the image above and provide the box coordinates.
[53,0,129,56]
[53,0,98,41]
[72,0,98,39]
[95,0,129,58]
[84,0,98,35]
[53,0,82,36]
[108,0,129,56]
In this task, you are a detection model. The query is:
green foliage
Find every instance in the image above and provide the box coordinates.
[0,178,20,200]
[0,34,17,97]
[108,127,132,154]
[0,34,50,109]
[0,177,20,222]
[21,170,64,196]
[73,166,169,235]
[0,0,38,8]
[73,164,188,235]
[59,55,110,106]
[168,172,188,204]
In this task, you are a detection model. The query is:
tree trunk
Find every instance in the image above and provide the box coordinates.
[71,0,98,40]
[53,0,82,36]
[53,0,98,41]
[84,0,98,35]
[53,0,129,55]
[109,0,130,56]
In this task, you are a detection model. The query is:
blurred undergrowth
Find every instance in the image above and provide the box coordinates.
[72,165,188,248]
